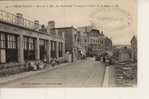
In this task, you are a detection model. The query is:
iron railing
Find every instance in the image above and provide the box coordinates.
[0,10,64,40]
[0,10,41,30]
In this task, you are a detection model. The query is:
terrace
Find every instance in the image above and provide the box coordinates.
[0,10,64,40]
[0,10,42,31]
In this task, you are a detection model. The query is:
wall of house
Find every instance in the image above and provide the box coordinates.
[0,22,65,65]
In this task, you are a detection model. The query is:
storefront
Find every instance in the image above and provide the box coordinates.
[0,32,18,64]
[23,36,35,61]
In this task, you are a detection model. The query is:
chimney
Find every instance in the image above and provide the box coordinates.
[101,31,104,36]
[34,20,40,30]
[47,21,55,34]
[39,24,47,33]
[16,13,24,25]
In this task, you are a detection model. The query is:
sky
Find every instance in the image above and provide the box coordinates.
[0,0,137,45]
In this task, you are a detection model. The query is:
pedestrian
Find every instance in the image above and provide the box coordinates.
[103,56,105,63]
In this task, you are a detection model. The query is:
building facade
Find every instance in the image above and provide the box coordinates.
[78,26,112,56]
[54,26,80,62]
[77,25,93,52]
[0,10,65,66]
[103,37,112,50]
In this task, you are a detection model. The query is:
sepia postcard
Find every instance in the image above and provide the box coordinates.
[0,0,137,88]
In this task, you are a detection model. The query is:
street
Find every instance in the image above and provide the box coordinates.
[1,58,106,88]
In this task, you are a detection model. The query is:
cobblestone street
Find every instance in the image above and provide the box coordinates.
[1,58,106,88]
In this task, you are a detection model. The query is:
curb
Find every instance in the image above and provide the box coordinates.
[102,66,110,87]
[102,66,116,87]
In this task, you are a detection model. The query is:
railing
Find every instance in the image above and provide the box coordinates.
[0,10,41,30]
[0,10,64,40]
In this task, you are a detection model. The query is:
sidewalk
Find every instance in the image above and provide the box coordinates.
[102,66,115,87]
[0,62,71,85]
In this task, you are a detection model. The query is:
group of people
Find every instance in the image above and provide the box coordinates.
[79,49,87,60]
[95,52,113,66]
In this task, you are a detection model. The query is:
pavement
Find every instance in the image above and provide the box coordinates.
[0,62,71,87]
[0,58,106,88]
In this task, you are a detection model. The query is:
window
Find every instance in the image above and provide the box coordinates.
[7,34,18,62]
[0,32,6,64]
[23,37,35,60]
[0,32,5,49]
[0,32,18,63]
[23,37,35,50]
[28,38,34,50]
[7,34,17,49]
[23,37,28,50]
